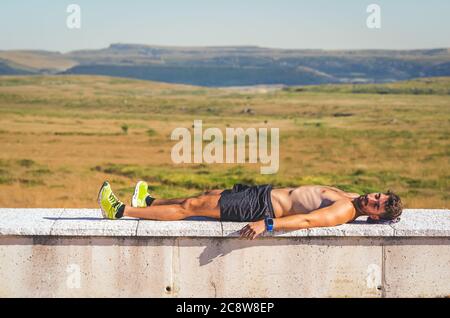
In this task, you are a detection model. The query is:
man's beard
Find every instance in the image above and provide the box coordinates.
[353,195,366,214]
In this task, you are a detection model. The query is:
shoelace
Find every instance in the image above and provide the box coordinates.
[108,193,121,210]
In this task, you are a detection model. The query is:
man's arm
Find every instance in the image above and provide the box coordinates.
[273,200,354,231]
[239,200,354,239]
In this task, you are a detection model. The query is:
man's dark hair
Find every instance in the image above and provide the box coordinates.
[380,190,403,221]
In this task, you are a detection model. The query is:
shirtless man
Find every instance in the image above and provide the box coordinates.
[98,181,403,240]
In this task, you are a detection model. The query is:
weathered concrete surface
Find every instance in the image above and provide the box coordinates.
[51,209,139,236]
[0,236,175,297]
[390,209,450,236]
[176,237,383,297]
[0,208,449,297]
[0,209,64,235]
[1,208,447,237]
[383,238,450,298]
[137,220,222,237]
[0,236,385,297]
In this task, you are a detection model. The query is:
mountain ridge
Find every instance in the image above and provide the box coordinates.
[1,44,450,86]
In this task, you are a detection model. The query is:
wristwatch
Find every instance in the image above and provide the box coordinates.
[264,218,274,232]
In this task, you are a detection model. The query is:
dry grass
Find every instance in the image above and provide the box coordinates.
[0,75,448,208]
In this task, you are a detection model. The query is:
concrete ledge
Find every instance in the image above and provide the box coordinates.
[0,208,449,297]
[0,209,448,237]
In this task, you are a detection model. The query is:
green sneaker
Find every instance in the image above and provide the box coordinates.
[98,181,124,219]
[131,180,154,208]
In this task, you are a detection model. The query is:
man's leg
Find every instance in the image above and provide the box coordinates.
[150,190,223,206]
[151,198,185,206]
[124,193,221,220]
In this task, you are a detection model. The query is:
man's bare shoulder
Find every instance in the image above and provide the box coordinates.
[312,198,357,224]
[305,199,357,227]
[330,199,358,222]
[331,198,356,210]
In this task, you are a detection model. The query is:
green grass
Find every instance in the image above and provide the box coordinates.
[17,159,35,167]
[0,159,52,186]
[284,77,450,95]
[146,128,158,137]
[91,162,448,201]
[0,168,13,185]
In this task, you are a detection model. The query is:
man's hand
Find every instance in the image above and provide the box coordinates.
[239,220,266,240]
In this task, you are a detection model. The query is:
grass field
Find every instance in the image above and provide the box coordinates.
[0,75,448,208]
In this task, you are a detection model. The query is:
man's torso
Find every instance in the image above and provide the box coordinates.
[270,185,360,218]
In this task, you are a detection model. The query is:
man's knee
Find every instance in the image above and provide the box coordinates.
[204,189,222,196]
[181,198,200,213]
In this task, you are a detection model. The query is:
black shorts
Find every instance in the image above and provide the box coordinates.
[219,184,275,222]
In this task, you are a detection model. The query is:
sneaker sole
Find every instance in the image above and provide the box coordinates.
[132,181,145,208]
[97,181,108,218]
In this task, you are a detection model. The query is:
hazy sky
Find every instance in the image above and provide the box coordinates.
[0,0,449,52]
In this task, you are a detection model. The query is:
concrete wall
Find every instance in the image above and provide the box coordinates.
[0,209,449,297]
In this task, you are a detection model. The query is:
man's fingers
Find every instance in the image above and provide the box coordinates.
[239,225,248,235]
[243,228,252,239]
[240,225,251,238]
[239,229,248,239]
[239,224,258,240]
[241,224,251,235]
[242,228,252,239]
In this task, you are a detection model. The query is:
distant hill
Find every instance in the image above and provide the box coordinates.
[0,51,76,74]
[1,44,450,86]
[0,59,35,75]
